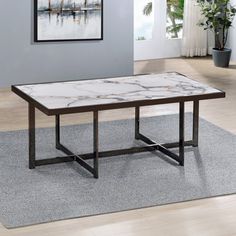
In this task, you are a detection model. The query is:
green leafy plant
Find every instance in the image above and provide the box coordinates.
[143,0,184,38]
[197,0,236,50]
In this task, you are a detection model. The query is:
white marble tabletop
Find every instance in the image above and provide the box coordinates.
[15,72,223,110]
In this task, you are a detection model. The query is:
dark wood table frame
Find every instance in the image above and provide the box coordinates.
[12,81,225,179]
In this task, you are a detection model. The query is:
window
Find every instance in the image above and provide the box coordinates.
[134,0,184,60]
[166,0,184,39]
[134,0,154,41]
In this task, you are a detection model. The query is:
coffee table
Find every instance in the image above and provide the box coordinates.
[12,72,225,178]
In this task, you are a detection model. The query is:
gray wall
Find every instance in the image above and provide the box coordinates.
[0,0,134,88]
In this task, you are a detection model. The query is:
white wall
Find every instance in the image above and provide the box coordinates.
[229,0,236,61]
[134,39,181,61]
[0,0,134,88]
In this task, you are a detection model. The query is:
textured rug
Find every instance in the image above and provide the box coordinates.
[0,113,236,228]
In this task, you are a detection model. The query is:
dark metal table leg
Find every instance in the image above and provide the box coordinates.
[55,115,60,149]
[135,106,140,139]
[93,111,99,178]
[179,102,185,166]
[192,100,199,147]
[29,103,191,174]
[29,104,36,169]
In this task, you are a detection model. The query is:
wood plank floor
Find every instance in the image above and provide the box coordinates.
[1,57,236,235]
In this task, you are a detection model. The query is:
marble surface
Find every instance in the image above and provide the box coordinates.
[15,72,222,109]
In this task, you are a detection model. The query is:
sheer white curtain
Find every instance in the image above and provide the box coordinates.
[182,0,213,57]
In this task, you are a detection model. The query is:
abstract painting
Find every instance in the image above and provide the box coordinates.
[34,0,103,42]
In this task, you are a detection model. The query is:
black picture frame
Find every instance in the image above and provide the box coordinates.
[34,0,103,42]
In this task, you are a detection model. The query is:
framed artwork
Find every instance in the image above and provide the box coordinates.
[34,0,103,42]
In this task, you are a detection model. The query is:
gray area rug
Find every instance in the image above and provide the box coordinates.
[0,113,236,228]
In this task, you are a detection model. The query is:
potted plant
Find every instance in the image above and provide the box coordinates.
[197,0,236,67]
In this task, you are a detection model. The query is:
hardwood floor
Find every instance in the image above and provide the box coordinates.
[1,57,236,235]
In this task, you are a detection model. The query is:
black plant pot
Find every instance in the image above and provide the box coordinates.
[212,48,232,68]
